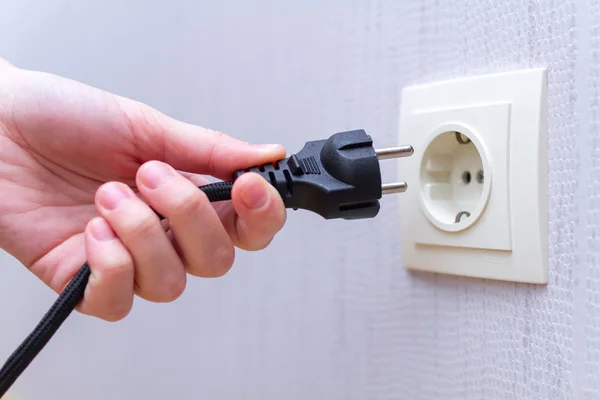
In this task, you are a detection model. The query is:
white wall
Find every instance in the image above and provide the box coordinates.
[0,0,596,399]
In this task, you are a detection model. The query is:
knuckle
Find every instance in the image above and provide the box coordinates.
[138,275,186,303]
[102,304,132,322]
[121,212,158,239]
[169,190,209,219]
[238,236,273,252]
[103,253,132,273]
[206,130,227,175]
[207,244,235,277]
[139,273,187,303]
[236,213,284,251]
[82,295,132,323]
[250,237,274,251]
[162,275,186,302]
[119,102,168,160]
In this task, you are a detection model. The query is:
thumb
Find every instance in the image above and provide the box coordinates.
[117,97,286,179]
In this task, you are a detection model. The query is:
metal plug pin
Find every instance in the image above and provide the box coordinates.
[376,144,412,195]
[382,182,408,195]
[376,145,414,160]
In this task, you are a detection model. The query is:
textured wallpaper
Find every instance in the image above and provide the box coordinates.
[0,0,595,399]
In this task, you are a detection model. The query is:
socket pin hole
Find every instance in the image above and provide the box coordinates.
[477,170,484,184]
[461,171,471,184]
[455,132,471,144]
[455,211,471,223]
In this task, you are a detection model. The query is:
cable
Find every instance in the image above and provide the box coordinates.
[0,129,412,398]
[0,263,90,397]
[0,181,234,397]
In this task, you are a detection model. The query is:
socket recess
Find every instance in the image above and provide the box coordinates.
[398,68,548,284]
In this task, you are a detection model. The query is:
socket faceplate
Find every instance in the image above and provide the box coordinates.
[398,69,548,284]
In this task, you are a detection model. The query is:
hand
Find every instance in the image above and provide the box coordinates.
[0,59,286,321]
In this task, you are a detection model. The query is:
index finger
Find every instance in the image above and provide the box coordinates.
[116,97,286,180]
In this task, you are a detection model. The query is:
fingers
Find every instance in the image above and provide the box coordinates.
[84,164,285,321]
[95,181,187,303]
[81,217,134,321]
[220,172,287,251]
[136,161,235,277]
[116,97,286,179]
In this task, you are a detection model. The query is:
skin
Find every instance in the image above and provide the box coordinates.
[0,58,287,322]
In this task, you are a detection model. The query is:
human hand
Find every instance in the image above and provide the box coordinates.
[0,59,286,321]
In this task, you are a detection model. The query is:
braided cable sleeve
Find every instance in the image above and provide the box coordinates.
[0,181,234,398]
[0,263,90,396]
[200,181,234,202]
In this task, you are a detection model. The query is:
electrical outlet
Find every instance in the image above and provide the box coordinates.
[398,68,548,284]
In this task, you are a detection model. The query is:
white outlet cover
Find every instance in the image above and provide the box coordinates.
[398,68,548,284]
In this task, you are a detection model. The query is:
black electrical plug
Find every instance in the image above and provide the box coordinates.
[233,129,413,220]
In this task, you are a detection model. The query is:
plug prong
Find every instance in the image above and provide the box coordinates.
[376,145,413,159]
[382,182,407,195]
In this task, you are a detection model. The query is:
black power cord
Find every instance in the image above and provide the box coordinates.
[0,182,233,397]
[0,129,412,397]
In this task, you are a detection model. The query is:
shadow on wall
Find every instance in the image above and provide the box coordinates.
[407,269,550,296]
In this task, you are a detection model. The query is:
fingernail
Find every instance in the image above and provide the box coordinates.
[90,218,116,241]
[139,162,175,189]
[254,144,282,151]
[98,183,131,210]
[242,180,269,210]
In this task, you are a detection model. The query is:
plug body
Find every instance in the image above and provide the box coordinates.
[233,129,400,220]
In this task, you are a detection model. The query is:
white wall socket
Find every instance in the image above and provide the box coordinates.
[398,68,548,284]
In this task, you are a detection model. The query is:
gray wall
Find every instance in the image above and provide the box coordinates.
[0,0,595,399]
